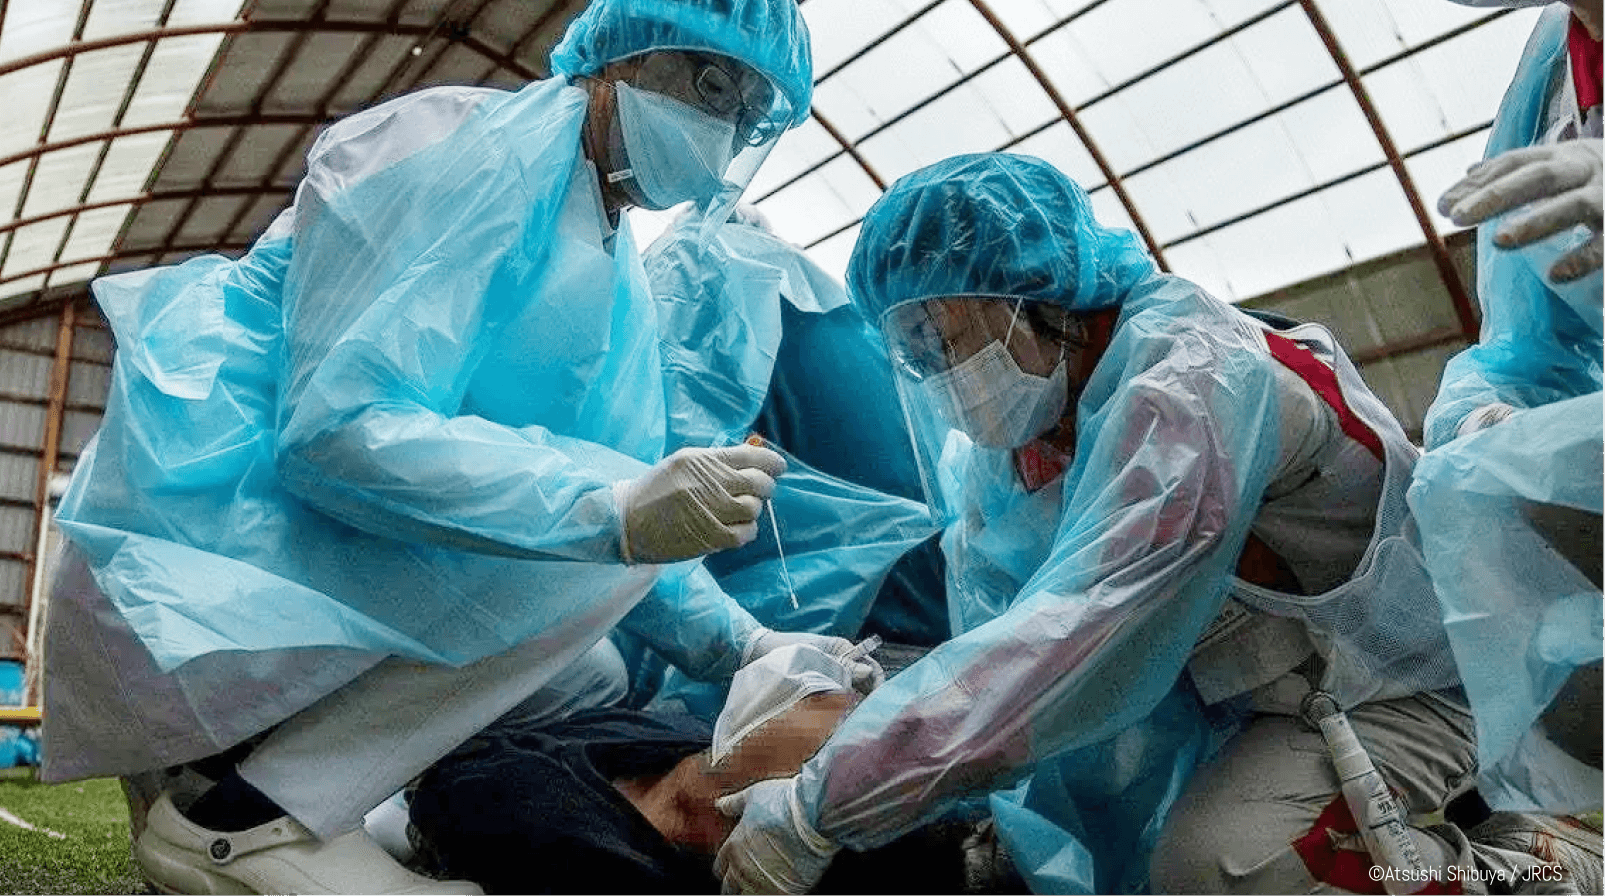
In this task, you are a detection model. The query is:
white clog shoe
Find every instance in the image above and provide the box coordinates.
[135,792,483,895]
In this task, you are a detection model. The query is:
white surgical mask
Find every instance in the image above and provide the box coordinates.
[921,340,1069,449]
[613,82,736,210]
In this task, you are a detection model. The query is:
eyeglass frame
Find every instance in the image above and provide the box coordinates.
[882,295,1089,382]
[611,50,781,147]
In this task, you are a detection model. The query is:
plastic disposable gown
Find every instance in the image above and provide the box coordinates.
[48,80,759,778]
[1422,5,1602,448]
[618,217,936,716]
[789,154,1458,892]
[1410,5,1604,812]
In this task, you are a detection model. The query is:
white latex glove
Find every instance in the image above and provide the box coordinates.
[1456,402,1518,439]
[742,628,885,694]
[1439,139,1603,282]
[714,776,837,895]
[615,445,786,564]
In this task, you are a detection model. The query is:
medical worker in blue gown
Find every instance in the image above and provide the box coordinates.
[1409,0,1604,820]
[612,204,944,718]
[712,153,1603,894]
[33,2,880,893]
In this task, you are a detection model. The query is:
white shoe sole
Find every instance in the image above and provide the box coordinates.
[136,833,256,896]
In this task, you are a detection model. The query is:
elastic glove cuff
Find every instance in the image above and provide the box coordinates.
[740,626,776,665]
[787,778,837,858]
[613,479,639,564]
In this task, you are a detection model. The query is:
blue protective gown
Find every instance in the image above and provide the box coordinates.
[1423,6,1602,448]
[789,275,1457,893]
[48,80,761,777]
[1409,5,1604,812]
[619,219,937,716]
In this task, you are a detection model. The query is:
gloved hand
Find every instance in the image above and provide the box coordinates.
[742,628,885,694]
[714,776,837,895]
[1439,139,1603,282]
[616,444,786,564]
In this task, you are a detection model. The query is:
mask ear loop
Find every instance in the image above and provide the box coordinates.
[1003,297,1023,351]
[1003,297,1070,371]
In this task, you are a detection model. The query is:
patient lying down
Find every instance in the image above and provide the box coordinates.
[407,646,892,894]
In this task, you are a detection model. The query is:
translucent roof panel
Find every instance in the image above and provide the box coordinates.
[0,0,1557,330]
[0,0,245,305]
[756,0,1545,311]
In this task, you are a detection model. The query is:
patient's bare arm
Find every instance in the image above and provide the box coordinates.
[613,691,858,855]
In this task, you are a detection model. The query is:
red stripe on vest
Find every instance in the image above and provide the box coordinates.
[1293,794,1463,894]
[1570,15,1602,112]
[1263,331,1386,464]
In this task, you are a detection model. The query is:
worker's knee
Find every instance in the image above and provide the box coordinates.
[1150,806,1314,895]
[552,637,630,713]
[1150,796,1243,894]
[498,637,629,727]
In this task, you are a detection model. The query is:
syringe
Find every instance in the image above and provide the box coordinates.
[842,634,882,664]
[744,434,798,610]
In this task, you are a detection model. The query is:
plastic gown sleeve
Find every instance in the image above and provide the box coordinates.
[1423,7,1604,449]
[618,562,763,682]
[795,315,1282,849]
[273,84,645,561]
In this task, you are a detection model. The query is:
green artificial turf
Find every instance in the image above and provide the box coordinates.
[0,767,145,895]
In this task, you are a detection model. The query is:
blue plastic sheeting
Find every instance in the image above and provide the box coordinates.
[1411,6,1603,812]
[549,0,812,136]
[1423,6,1602,450]
[0,661,37,769]
[0,729,38,769]
[1410,395,1603,811]
[0,660,21,705]
[630,445,936,720]
[990,687,1225,894]
[54,81,753,682]
[620,218,937,716]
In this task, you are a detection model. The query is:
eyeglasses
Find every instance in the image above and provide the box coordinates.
[627,51,778,147]
[692,61,778,146]
[884,297,1087,381]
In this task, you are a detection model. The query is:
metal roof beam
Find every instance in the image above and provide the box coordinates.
[1298,0,1477,340]
[968,0,1166,267]
[0,185,291,246]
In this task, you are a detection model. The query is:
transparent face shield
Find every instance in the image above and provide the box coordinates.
[880,296,1089,520]
[603,51,792,237]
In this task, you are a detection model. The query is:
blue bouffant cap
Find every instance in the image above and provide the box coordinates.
[549,0,813,135]
[847,153,1157,323]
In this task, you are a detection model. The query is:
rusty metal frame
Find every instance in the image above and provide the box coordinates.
[782,0,1497,329]
[0,2,91,280]
[0,3,1514,357]
[758,0,1112,206]
[1296,0,1477,340]
[967,0,1164,266]
[3,5,557,302]
[17,300,74,670]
